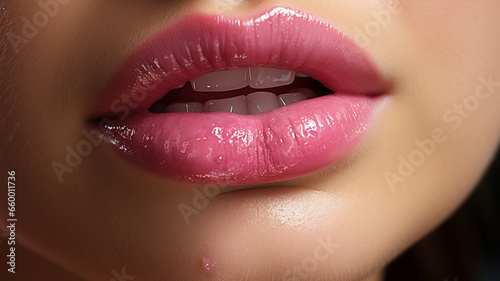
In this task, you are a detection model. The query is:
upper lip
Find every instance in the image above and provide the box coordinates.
[92,6,388,120]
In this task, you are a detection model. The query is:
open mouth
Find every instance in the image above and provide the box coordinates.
[149,68,333,114]
[92,7,389,185]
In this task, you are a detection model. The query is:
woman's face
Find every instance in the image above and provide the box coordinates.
[2,1,500,280]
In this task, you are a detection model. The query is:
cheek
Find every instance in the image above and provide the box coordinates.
[0,3,34,173]
[0,1,96,176]
[320,2,500,276]
[398,1,500,73]
[396,1,500,173]
[0,1,96,239]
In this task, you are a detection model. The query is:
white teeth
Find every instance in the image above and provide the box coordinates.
[191,68,248,92]
[247,92,282,114]
[165,102,204,113]
[161,67,316,114]
[190,67,297,92]
[248,67,295,89]
[278,92,308,106]
[161,90,311,115]
[205,95,248,115]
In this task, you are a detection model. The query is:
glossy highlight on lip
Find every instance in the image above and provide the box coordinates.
[94,6,388,185]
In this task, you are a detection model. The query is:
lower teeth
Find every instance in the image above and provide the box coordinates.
[152,88,315,115]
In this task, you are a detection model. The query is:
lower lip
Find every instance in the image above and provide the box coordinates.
[100,93,383,185]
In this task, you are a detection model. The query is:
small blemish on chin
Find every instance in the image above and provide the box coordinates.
[201,257,216,273]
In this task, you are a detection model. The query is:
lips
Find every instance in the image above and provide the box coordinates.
[93,7,388,185]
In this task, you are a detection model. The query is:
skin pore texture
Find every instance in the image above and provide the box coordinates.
[1,1,500,280]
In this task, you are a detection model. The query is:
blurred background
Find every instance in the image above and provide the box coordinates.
[386,149,500,281]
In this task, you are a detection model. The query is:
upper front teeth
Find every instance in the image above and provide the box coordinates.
[190,67,296,92]
[248,68,295,89]
[190,68,249,92]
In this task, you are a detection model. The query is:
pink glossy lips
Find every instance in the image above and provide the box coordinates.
[94,7,388,185]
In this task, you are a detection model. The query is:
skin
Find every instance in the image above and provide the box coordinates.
[1,0,500,280]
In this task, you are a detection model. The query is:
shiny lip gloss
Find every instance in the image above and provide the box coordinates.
[92,6,389,185]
